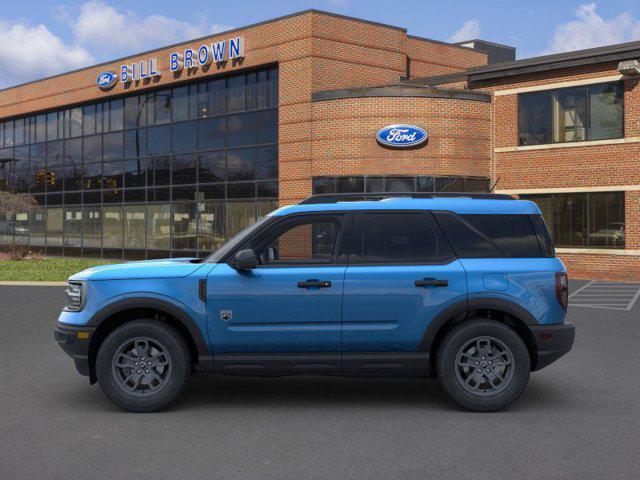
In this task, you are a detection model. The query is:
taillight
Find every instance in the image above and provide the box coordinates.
[555,272,568,310]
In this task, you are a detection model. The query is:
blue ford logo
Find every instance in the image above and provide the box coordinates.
[376,124,428,148]
[96,71,118,90]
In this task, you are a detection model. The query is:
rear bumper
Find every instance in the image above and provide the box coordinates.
[530,322,575,371]
[54,324,96,377]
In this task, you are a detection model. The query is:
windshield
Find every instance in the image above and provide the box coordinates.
[204,215,273,263]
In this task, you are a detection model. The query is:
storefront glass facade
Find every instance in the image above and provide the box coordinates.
[0,66,279,259]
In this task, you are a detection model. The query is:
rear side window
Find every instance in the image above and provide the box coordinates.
[354,212,454,264]
[434,212,544,258]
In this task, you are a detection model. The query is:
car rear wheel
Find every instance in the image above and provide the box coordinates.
[436,319,530,412]
[96,320,192,413]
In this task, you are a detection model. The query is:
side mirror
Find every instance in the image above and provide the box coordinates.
[231,249,258,271]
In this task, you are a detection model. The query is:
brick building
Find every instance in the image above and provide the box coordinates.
[0,10,637,280]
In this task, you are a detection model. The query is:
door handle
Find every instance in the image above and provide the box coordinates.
[298,279,332,288]
[415,279,448,287]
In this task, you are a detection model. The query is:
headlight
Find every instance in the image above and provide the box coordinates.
[64,282,85,312]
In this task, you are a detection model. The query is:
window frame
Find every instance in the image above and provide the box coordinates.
[517,81,624,146]
[348,210,457,266]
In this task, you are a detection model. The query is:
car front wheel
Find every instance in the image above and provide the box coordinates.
[436,319,530,412]
[96,320,192,413]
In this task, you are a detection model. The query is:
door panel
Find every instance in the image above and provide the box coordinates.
[342,262,467,353]
[206,264,345,354]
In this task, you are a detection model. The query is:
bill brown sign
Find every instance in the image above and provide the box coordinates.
[97,36,245,89]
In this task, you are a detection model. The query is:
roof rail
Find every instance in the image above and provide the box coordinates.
[298,192,514,204]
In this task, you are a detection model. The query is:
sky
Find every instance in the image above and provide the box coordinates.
[1,0,640,88]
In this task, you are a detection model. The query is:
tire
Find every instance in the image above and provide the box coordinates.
[96,319,192,413]
[436,319,530,412]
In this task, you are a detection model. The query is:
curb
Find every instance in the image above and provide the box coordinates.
[0,281,67,286]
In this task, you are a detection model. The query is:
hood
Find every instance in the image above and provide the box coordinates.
[69,258,205,281]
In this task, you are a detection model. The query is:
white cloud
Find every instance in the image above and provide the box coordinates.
[543,3,640,54]
[448,18,481,43]
[68,1,232,57]
[0,20,93,88]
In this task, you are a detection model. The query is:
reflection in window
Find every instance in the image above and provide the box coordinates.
[103,206,122,249]
[226,201,255,237]
[147,204,170,250]
[518,82,623,145]
[172,202,197,250]
[83,206,101,248]
[521,192,625,249]
[313,176,488,195]
[124,205,145,249]
[198,200,225,251]
[64,207,82,248]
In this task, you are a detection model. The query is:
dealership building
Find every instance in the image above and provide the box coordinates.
[0,10,639,280]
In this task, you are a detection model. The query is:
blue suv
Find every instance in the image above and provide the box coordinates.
[55,193,575,412]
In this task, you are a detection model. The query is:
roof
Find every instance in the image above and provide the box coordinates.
[272,197,541,216]
[466,39,640,81]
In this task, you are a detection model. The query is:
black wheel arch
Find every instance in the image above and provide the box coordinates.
[86,297,209,383]
[421,297,539,371]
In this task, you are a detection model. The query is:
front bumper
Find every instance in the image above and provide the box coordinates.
[530,322,575,371]
[54,324,96,377]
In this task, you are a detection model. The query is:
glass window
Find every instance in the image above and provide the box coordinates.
[198,117,225,150]
[154,91,171,124]
[46,141,63,193]
[521,192,624,249]
[64,206,83,248]
[14,118,26,145]
[172,202,197,250]
[102,160,123,191]
[257,218,339,265]
[29,207,46,247]
[69,108,83,138]
[435,177,465,192]
[433,212,501,258]
[147,204,170,250]
[226,201,255,237]
[227,148,255,181]
[337,176,364,193]
[82,161,102,191]
[519,82,623,145]
[147,156,171,186]
[5,121,14,146]
[246,72,256,110]
[103,206,123,249]
[124,96,139,129]
[518,91,552,145]
[103,132,123,160]
[227,112,256,147]
[13,146,29,193]
[198,150,225,183]
[35,115,47,143]
[416,176,434,192]
[226,75,245,113]
[29,143,46,193]
[83,134,102,163]
[123,158,146,188]
[207,79,225,116]
[124,205,145,249]
[227,182,255,198]
[172,86,190,122]
[258,180,278,198]
[95,103,104,134]
[313,177,336,194]
[358,212,453,263]
[172,121,197,154]
[147,125,170,156]
[553,87,587,143]
[256,146,277,180]
[385,177,413,192]
[109,99,124,131]
[124,128,145,158]
[46,207,63,247]
[257,109,277,144]
[82,206,101,248]
[257,70,268,110]
[462,215,542,257]
[83,106,96,136]
[268,67,279,108]
[589,83,623,141]
[172,154,197,185]
[198,200,225,252]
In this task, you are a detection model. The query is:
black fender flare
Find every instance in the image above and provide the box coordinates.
[420,297,538,353]
[87,297,209,356]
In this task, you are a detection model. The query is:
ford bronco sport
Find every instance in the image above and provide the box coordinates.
[55,193,575,412]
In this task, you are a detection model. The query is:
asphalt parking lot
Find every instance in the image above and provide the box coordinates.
[1,281,639,480]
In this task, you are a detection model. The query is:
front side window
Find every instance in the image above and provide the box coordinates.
[253,217,340,265]
[355,212,453,264]
[518,82,623,145]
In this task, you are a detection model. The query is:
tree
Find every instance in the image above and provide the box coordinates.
[0,191,37,216]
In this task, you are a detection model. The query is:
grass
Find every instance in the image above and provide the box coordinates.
[0,257,120,282]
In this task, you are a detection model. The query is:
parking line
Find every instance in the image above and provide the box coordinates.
[569,281,640,311]
[626,287,640,311]
[569,280,595,298]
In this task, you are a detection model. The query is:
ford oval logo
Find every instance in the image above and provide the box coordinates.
[96,71,118,90]
[376,124,428,148]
